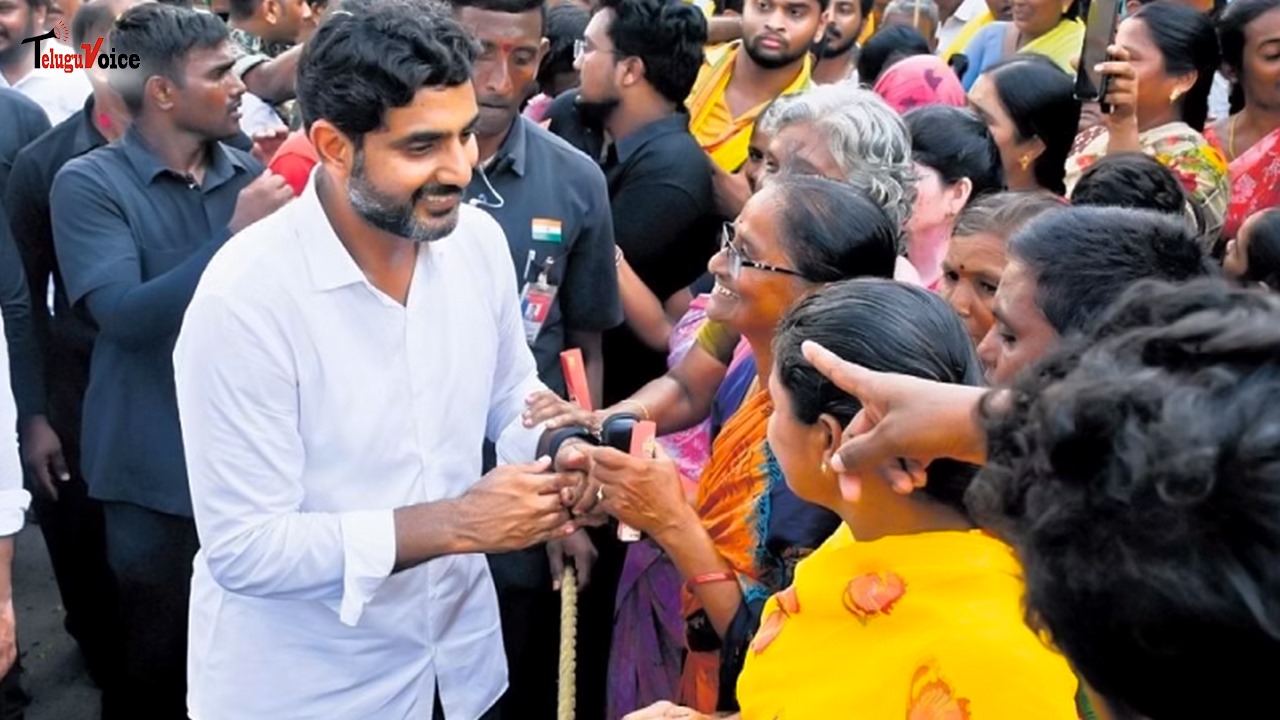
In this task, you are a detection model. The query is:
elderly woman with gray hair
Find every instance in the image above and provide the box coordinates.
[756,83,924,282]
[527,84,925,438]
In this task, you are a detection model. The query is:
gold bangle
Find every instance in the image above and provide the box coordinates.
[617,399,650,421]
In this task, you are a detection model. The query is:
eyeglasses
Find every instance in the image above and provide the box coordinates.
[720,223,805,280]
[573,39,621,62]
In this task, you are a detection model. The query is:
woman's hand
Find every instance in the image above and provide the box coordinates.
[584,444,692,539]
[623,701,716,719]
[1097,45,1142,153]
[523,390,603,431]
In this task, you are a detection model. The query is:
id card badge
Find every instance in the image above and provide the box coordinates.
[520,278,558,345]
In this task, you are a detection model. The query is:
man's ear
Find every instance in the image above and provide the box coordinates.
[537,36,551,68]
[148,74,178,112]
[309,120,357,177]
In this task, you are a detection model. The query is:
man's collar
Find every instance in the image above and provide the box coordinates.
[121,126,251,188]
[488,115,530,178]
[613,112,688,164]
[297,173,368,293]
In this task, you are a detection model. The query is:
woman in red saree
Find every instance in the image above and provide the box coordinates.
[1205,0,1280,240]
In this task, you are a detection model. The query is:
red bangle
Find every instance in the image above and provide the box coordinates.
[687,571,737,593]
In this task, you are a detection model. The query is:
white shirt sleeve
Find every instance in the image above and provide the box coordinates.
[175,291,395,627]
[0,315,31,537]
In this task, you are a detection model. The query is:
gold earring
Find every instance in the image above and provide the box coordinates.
[820,460,830,475]
[1170,89,1182,102]
[1019,154,1031,171]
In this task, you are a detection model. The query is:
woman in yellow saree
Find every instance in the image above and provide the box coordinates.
[625,280,1079,720]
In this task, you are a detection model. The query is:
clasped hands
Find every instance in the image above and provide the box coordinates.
[523,391,693,540]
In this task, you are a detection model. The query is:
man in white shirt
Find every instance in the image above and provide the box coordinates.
[173,2,599,718]
[935,0,985,53]
[0,0,91,124]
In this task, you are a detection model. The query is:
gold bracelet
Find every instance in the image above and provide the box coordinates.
[616,398,650,421]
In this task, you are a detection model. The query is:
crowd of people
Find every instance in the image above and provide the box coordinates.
[0,0,1277,716]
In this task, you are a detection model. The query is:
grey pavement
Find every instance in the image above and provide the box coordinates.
[12,522,100,719]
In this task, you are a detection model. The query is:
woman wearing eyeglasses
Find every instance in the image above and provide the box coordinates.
[580,173,901,716]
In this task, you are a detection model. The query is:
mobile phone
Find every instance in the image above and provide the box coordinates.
[597,413,646,542]
[1074,0,1123,109]
[599,413,640,451]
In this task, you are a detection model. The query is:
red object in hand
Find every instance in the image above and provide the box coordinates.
[560,349,593,412]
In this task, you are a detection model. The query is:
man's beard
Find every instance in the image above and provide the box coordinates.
[348,151,462,244]
[743,34,809,70]
[0,17,37,66]
[813,25,859,59]
[574,93,621,128]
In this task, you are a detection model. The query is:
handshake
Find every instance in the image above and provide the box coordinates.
[451,400,655,557]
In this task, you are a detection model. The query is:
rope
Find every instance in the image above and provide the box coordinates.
[558,565,578,720]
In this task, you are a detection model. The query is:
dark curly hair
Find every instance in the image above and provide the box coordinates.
[971,278,1280,720]
[297,0,478,141]
[774,278,984,510]
[599,0,707,106]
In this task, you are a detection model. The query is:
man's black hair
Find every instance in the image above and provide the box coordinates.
[297,0,478,143]
[1007,206,1214,336]
[538,2,589,89]
[72,0,119,49]
[107,3,230,113]
[856,25,930,83]
[1071,152,1192,216]
[448,0,546,30]
[228,0,264,19]
[598,0,707,106]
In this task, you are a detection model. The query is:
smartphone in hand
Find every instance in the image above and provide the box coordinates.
[1074,0,1124,111]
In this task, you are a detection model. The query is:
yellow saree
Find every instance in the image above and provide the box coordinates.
[736,528,1080,719]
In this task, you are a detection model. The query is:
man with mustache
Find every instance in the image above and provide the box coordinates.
[686,0,824,174]
[0,0,91,123]
[174,1,600,718]
[48,4,291,716]
[811,0,872,83]
[449,0,621,716]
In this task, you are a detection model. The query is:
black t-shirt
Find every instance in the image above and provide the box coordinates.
[546,92,719,403]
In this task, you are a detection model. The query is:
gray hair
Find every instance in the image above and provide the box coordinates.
[883,0,940,25]
[759,83,916,246]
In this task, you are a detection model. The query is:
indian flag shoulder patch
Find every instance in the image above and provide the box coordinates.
[531,218,563,243]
